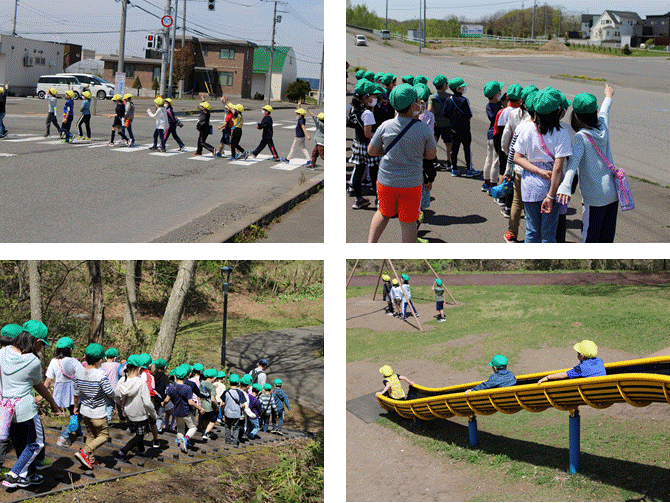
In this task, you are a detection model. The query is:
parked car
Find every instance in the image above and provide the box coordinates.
[380,30,390,40]
[355,35,368,46]
[56,73,114,99]
[35,75,85,99]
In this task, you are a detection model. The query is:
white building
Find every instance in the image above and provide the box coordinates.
[590,11,643,43]
[580,14,601,39]
[0,34,65,95]
[250,46,297,101]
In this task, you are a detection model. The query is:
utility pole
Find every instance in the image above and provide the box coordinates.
[266,0,277,105]
[418,0,421,53]
[318,42,323,107]
[385,0,388,30]
[178,0,186,98]
[12,0,18,36]
[118,0,128,74]
[168,0,178,98]
[531,0,537,39]
[544,8,547,37]
[423,0,426,48]
[159,0,171,97]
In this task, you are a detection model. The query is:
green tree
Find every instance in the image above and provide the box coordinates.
[286,79,311,102]
[151,77,160,97]
[131,76,142,97]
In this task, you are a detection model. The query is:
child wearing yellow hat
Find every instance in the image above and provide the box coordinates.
[537,340,605,384]
[382,274,394,316]
[305,105,324,169]
[147,97,167,151]
[283,101,311,165]
[376,365,414,399]
[222,95,248,160]
[195,101,216,157]
[76,91,92,140]
[107,95,130,146]
[250,104,280,161]
[45,87,63,137]
[60,90,75,143]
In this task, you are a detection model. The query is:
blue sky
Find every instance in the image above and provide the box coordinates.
[0,0,324,78]
[348,0,670,23]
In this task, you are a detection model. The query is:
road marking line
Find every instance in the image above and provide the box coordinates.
[643,107,669,112]
[189,156,214,161]
[0,153,16,157]
[5,136,49,142]
[271,162,301,171]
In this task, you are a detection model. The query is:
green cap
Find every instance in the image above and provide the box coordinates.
[355,69,365,80]
[274,378,283,386]
[228,373,240,384]
[240,374,253,386]
[174,366,188,379]
[371,84,386,96]
[105,348,119,358]
[560,93,572,110]
[363,71,375,81]
[354,79,374,96]
[217,370,227,379]
[388,84,417,111]
[524,90,539,113]
[1,324,24,339]
[401,274,409,281]
[435,279,443,286]
[432,74,448,88]
[413,83,431,102]
[483,80,504,99]
[252,383,262,392]
[263,383,272,391]
[448,78,467,91]
[373,72,384,82]
[401,75,414,85]
[169,368,177,377]
[153,358,167,368]
[520,85,538,103]
[413,75,428,85]
[23,320,49,346]
[572,92,598,114]
[84,343,105,359]
[380,74,394,86]
[506,84,523,101]
[193,363,204,372]
[203,368,218,379]
[181,363,193,375]
[126,354,143,368]
[489,355,508,368]
[139,353,153,369]
[533,89,561,115]
[56,337,76,349]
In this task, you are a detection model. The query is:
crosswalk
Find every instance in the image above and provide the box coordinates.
[178,118,316,132]
[0,134,312,170]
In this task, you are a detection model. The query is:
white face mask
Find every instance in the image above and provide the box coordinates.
[412,103,420,117]
[496,93,502,102]
[461,87,467,95]
[369,97,378,107]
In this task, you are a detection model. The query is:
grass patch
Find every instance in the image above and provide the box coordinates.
[557,74,606,82]
[628,175,670,190]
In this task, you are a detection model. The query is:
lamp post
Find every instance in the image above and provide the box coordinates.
[220,266,233,368]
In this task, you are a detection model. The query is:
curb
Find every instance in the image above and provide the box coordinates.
[198,172,324,243]
[549,75,607,85]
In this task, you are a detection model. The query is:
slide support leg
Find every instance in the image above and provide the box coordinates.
[468,415,479,447]
[569,409,580,474]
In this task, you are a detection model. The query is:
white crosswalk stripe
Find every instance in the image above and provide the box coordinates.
[5,136,50,142]
[149,147,196,156]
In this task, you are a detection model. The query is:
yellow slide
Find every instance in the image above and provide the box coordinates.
[377,356,670,420]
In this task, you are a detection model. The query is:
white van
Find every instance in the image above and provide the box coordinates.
[35,75,85,99]
[380,30,390,40]
[56,73,114,99]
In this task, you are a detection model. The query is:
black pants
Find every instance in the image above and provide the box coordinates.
[492,131,505,179]
[252,137,278,158]
[230,128,245,157]
[61,116,73,139]
[165,124,184,148]
[46,113,61,135]
[196,128,214,155]
[351,163,378,199]
[77,115,91,137]
[120,433,145,455]
[450,128,472,171]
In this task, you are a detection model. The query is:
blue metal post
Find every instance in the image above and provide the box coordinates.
[468,415,479,447]
[568,409,580,474]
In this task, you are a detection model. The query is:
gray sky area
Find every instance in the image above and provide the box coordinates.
[348,0,670,23]
[0,0,324,78]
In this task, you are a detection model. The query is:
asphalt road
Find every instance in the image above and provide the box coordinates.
[0,97,324,242]
[345,30,670,243]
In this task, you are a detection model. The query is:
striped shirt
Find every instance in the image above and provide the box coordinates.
[74,367,115,419]
[258,392,276,416]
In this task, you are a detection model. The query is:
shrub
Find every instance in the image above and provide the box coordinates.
[253,92,264,100]
[286,79,312,102]
[151,77,159,96]
[132,76,142,96]
[622,44,632,55]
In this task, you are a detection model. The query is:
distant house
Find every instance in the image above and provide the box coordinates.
[251,46,297,101]
[580,14,601,39]
[590,11,643,43]
[99,54,162,96]
[0,34,66,96]
[644,12,670,37]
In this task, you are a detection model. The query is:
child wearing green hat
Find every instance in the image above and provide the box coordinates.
[246,384,263,439]
[431,278,446,322]
[73,344,115,469]
[443,78,479,178]
[270,379,290,435]
[152,359,169,434]
[200,369,220,440]
[258,383,277,433]
[483,81,505,191]
[464,355,516,396]
[557,84,619,243]
[162,366,205,452]
[428,75,453,169]
[400,274,419,321]
[223,374,247,447]
[100,348,123,423]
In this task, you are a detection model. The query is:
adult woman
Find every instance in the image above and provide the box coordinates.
[557,84,617,242]
[513,88,572,243]
[348,80,379,210]
[1,329,61,488]
[367,84,437,243]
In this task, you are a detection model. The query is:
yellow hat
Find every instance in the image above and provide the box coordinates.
[379,365,393,377]
[164,98,173,105]
[295,108,307,116]
[392,278,399,285]
[317,112,324,120]
[574,340,598,358]
[154,97,164,106]
[200,101,211,110]
[233,104,244,112]
[82,90,92,99]
[112,94,122,101]
[65,90,74,98]
[262,105,273,113]
[382,274,390,282]
[49,87,58,96]
[123,93,132,100]
[0,87,4,95]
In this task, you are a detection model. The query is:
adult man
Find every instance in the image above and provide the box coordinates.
[251,358,268,387]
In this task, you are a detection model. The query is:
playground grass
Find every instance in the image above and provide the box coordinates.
[348,282,670,500]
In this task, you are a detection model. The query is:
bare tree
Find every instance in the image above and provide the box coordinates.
[151,260,198,361]
[28,260,42,321]
[88,260,104,344]
[123,260,143,328]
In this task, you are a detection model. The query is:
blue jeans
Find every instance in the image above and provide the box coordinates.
[0,112,6,135]
[153,128,166,149]
[124,122,135,142]
[261,414,271,432]
[10,416,45,478]
[155,405,165,432]
[402,300,418,319]
[272,409,285,431]
[524,201,559,243]
[247,417,260,438]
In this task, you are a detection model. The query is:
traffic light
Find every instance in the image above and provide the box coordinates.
[208,0,215,11]
[146,34,155,49]
[155,34,163,51]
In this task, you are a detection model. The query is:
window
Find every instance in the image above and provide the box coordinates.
[125,64,135,78]
[219,71,233,86]
[219,48,235,59]
[203,44,208,56]
[153,67,160,81]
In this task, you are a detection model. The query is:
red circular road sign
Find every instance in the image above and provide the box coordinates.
[161,15,173,28]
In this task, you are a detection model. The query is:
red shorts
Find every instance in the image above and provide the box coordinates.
[376,182,422,223]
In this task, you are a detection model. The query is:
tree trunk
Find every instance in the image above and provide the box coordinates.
[123,260,142,328]
[28,261,43,321]
[88,260,105,344]
[152,260,198,361]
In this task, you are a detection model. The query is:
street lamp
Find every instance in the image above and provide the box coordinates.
[220,266,233,368]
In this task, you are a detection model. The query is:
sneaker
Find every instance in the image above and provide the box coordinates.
[158,147,166,152]
[0,132,8,139]
[75,448,93,469]
[84,137,91,141]
[386,311,394,316]
[215,152,223,158]
[44,134,51,138]
[481,183,492,192]
[178,145,186,151]
[202,433,210,440]
[152,440,161,448]
[351,198,370,210]
[128,140,134,146]
[438,317,446,322]
[446,160,452,169]
[228,156,235,160]
[272,157,280,161]
[302,160,311,166]
[244,151,249,160]
[107,141,115,146]
[57,436,71,447]
[501,207,511,218]
[3,473,44,488]
[280,158,289,163]
[464,169,478,178]
[451,169,460,177]
[275,431,284,436]
[494,197,507,207]
[234,152,242,160]
[114,450,127,461]
[418,211,424,224]
[178,437,188,453]
[193,153,202,156]
[148,146,158,150]
[416,237,429,243]
[503,230,517,243]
